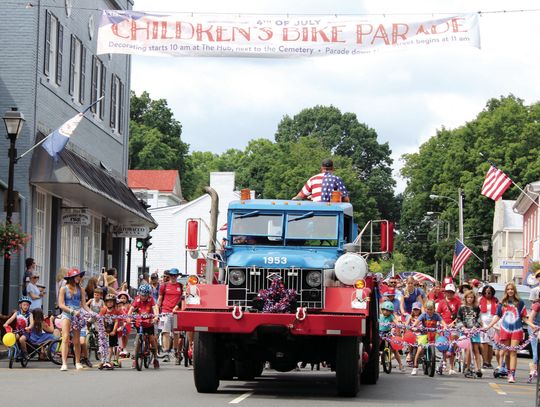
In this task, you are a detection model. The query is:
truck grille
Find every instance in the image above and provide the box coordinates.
[226,266,324,309]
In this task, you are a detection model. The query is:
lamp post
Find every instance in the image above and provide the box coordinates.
[481,239,490,282]
[2,108,25,315]
[430,188,464,283]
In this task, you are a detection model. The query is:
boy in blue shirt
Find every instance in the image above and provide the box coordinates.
[379,301,405,372]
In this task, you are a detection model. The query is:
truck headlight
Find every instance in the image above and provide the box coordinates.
[306,271,322,287]
[229,269,246,286]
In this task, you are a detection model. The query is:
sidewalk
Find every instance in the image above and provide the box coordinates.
[0,343,7,359]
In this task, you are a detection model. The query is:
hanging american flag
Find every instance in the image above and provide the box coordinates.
[451,240,473,278]
[397,272,436,283]
[481,165,512,201]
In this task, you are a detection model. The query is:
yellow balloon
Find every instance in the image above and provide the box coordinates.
[2,332,16,347]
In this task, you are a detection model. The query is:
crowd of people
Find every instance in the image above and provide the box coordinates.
[378,272,540,384]
[3,261,189,372]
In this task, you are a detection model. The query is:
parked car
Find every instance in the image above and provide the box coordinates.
[489,283,532,357]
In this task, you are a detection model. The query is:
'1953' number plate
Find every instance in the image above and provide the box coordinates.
[263,256,287,265]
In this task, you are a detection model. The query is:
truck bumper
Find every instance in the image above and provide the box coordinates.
[176,311,365,336]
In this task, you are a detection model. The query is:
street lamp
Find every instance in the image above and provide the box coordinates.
[481,239,490,282]
[430,188,464,283]
[2,107,25,315]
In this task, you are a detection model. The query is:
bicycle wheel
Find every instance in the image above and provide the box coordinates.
[422,347,429,375]
[428,346,436,377]
[87,331,99,361]
[134,334,143,371]
[8,347,16,369]
[20,351,29,368]
[47,339,63,365]
[382,343,392,374]
[143,336,151,369]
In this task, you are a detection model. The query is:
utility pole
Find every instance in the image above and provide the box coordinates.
[458,188,464,284]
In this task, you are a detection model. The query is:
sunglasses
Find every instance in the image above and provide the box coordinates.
[32,276,39,279]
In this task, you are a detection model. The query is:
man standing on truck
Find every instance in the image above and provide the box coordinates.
[292,158,350,202]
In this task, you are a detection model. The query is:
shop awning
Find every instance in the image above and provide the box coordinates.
[30,146,157,228]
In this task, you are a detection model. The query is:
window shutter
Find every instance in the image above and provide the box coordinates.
[44,11,51,75]
[90,56,98,113]
[119,80,125,135]
[110,74,117,128]
[99,64,106,119]
[79,46,86,104]
[68,35,75,95]
[56,23,63,85]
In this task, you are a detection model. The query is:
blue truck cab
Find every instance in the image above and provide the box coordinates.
[223,199,357,309]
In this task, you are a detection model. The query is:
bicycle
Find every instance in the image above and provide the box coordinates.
[47,336,76,366]
[134,324,154,371]
[380,338,392,374]
[421,342,437,377]
[86,324,100,361]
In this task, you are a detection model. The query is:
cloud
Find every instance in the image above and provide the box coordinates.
[131,0,540,192]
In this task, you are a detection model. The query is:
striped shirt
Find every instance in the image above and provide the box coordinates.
[299,172,349,202]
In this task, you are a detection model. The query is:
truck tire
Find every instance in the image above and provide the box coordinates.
[219,358,235,380]
[335,336,361,397]
[361,291,380,385]
[193,332,219,393]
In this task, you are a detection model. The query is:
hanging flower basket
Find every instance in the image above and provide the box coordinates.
[255,276,297,313]
[0,222,31,259]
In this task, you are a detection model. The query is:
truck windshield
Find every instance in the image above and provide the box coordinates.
[230,212,283,245]
[286,213,338,245]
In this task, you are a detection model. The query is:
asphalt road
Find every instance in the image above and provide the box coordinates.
[0,356,535,407]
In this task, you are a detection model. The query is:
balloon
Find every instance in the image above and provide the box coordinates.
[391,336,404,351]
[435,336,449,352]
[417,335,428,346]
[54,318,62,329]
[403,331,417,345]
[456,336,470,350]
[2,332,16,347]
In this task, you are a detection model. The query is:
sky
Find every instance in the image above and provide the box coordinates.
[130,0,540,192]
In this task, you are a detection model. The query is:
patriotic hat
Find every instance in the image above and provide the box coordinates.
[64,268,85,280]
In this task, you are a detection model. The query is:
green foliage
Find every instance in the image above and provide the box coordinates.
[275,105,398,222]
[400,95,540,273]
[129,91,190,195]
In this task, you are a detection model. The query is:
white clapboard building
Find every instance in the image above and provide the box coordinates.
[127,171,240,286]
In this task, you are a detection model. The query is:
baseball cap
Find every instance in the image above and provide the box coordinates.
[321,158,334,169]
[444,283,456,292]
[412,302,422,310]
[384,287,396,296]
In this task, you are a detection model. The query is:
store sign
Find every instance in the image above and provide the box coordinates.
[499,259,524,269]
[112,225,149,238]
[62,212,91,225]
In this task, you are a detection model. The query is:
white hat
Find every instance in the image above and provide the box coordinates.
[444,283,456,292]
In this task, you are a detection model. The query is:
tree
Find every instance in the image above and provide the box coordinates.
[129,91,190,193]
[274,105,398,222]
[399,95,540,275]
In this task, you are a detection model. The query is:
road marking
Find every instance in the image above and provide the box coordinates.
[489,382,507,395]
[229,392,254,404]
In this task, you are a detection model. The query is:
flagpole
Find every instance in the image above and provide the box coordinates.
[16,96,104,161]
[480,152,540,208]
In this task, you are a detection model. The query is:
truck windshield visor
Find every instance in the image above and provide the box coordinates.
[286,214,338,240]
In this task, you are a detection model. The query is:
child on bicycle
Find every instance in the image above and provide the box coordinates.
[3,296,33,359]
[457,289,483,378]
[99,293,119,370]
[411,300,447,375]
[116,291,132,359]
[128,284,160,369]
[379,301,405,372]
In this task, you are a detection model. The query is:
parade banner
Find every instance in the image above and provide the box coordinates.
[97,11,480,58]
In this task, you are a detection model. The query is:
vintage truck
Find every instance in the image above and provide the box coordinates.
[176,193,393,397]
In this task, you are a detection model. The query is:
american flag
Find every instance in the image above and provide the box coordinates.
[481,165,512,201]
[300,172,349,202]
[397,272,436,283]
[451,240,473,279]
